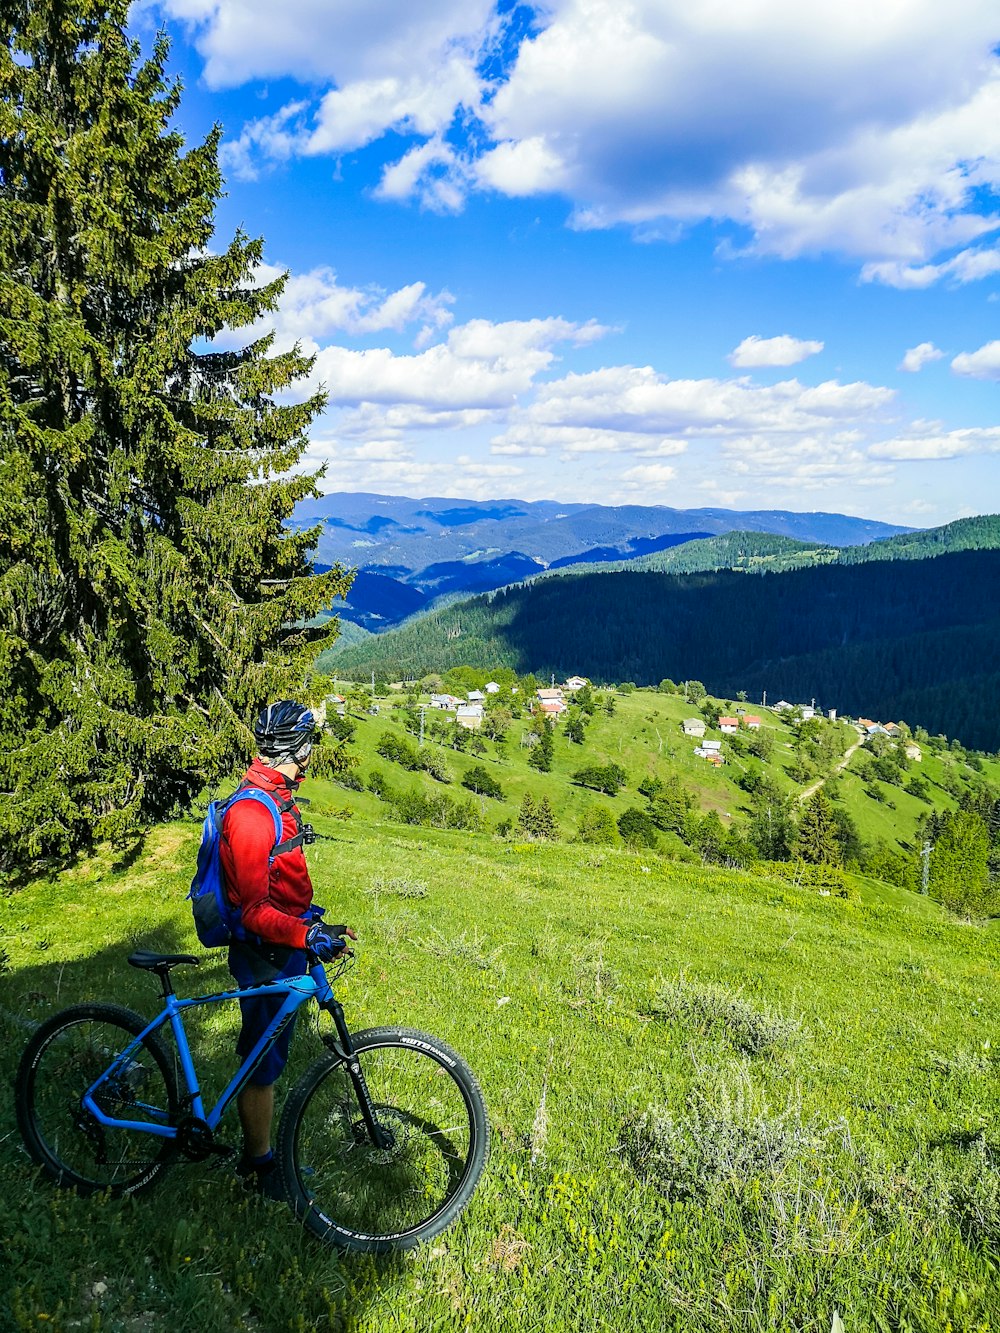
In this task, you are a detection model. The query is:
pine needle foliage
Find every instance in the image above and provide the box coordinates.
[0,2,351,869]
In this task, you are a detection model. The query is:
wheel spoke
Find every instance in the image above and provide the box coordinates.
[280,1029,487,1250]
[16,1008,177,1196]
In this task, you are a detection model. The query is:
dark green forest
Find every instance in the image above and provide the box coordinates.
[329,548,1000,751]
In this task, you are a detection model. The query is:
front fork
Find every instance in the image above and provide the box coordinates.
[321,996,392,1151]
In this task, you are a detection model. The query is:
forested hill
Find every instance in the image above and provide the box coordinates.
[838,512,1000,563]
[535,513,1000,582]
[327,548,1000,751]
[537,531,840,579]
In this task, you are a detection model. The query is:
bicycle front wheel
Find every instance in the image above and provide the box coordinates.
[278,1026,489,1252]
[15,1003,179,1196]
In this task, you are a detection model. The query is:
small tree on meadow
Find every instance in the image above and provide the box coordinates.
[577,805,621,846]
[796,791,842,866]
[618,807,658,848]
[929,809,993,916]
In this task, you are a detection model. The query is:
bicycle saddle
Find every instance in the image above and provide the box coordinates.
[127,951,201,971]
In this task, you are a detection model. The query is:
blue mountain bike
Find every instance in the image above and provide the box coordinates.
[14,948,488,1253]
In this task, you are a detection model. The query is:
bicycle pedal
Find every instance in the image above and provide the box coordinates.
[207,1144,238,1167]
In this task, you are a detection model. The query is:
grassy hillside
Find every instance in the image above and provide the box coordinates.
[309,684,995,862]
[3,803,1000,1331]
[326,549,1000,752]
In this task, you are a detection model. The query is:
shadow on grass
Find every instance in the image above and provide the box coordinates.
[928,1128,997,1153]
[0,926,410,1332]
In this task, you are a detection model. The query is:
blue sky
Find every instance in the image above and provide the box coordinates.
[141,0,1000,526]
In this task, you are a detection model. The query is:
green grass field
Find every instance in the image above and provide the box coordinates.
[3,800,1000,1331]
[314,683,999,858]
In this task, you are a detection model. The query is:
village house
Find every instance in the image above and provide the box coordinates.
[798,705,816,720]
[564,676,589,691]
[429,693,462,710]
[683,718,706,737]
[773,700,794,712]
[536,687,565,702]
[455,703,484,730]
[856,718,875,730]
[743,715,762,730]
[905,743,923,761]
[884,722,902,737]
[719,717,739,733]
[467,690,485,703]
[538,698,568,720]
[484,682,501,694]
[694,739,724,764]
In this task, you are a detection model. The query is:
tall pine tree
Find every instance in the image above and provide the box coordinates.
[0,2,352,869]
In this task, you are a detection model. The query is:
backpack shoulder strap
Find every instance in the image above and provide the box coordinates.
[225,784,307,858]
[223,787,284,851]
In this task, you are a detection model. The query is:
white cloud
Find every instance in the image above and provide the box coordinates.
[481,0,1000,262]
[862,245,1000,289]
[374,139,469,212]
[899,342,945,372]
[491,423,687,456]
[720,433,896,490]
[304,316,613,412]
[870,426,1000,459]
[211,262,454,354]
[180,0,1000,267]
[729,335,824,368]
[951,340,1000,380]
[165,0,496,91]
[523,366,893,437]
[618,463,679,490]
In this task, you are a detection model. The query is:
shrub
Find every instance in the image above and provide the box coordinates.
[618,806,658,848]
[760,859,855,898]
[647,976,799,1056]
[577,805,621,846]
[462,765,505,800]
[375,731,421,770]
[365,874,429,900]
[572,763,627,796]
[390,787,483,831]
[366,768,392,800]
[417,747,451,783]
[620,1099,818,1202]
[517,793,558,839]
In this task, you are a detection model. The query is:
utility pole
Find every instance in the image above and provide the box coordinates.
[921,840,932,894]
[763,690,767,709]
[684,680,689,702]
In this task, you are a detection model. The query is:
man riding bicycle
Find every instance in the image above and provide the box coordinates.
[221,700,355,1196]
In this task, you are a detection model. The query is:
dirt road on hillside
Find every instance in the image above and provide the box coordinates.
[798,732,864,802]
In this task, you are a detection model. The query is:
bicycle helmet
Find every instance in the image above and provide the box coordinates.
[253,700,317,766]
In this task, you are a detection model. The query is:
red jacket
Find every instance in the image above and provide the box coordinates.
[220,760,313,949]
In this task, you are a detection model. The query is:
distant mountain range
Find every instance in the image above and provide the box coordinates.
[292,492,909,632]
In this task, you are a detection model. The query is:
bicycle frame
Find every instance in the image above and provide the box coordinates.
[81,962,350,1142]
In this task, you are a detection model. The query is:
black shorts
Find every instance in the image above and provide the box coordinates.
[228,939,308,1087]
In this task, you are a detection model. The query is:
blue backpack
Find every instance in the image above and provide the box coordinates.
[188,786,290,948]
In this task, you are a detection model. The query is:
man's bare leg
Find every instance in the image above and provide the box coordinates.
[237,1082,274,1159]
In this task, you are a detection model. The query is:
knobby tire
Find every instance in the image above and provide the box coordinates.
[15,1003,179,1197]
[277,1026,489,1253]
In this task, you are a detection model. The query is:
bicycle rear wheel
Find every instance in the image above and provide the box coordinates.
[15,1003,179,1196]
[278,1026,489,1252]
